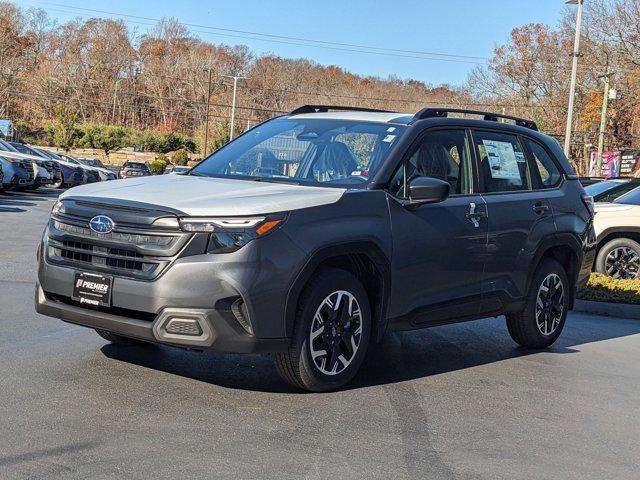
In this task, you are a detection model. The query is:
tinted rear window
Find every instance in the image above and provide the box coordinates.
[125,162,146,169]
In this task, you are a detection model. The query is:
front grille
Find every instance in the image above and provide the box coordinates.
[19,161,34,181]
[46,215,191,280]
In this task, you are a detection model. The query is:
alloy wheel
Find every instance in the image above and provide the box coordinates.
[309,290,363,376]
[605,246,640,279]
[535,273,565,336]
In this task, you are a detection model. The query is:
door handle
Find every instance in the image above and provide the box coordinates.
[466,202,487,227]
[533,203,550,215]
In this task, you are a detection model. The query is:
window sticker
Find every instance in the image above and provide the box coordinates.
[482,139,522,182]
[386,127,396,132]
[382,134,396,143]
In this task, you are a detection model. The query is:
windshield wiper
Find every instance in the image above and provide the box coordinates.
[251,177,301,185]
[188,171,207,177]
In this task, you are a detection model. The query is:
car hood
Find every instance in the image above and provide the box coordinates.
[61,174,347,216]
[0,150,43,162]
[594,202,636,213]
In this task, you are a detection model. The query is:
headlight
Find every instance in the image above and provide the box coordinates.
[179,216,265,232]
[51,201,63,214]
[179,215,286,253]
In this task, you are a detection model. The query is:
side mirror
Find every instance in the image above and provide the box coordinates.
[407,177,450,205]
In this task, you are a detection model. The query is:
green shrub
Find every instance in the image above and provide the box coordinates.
[150,158,168,175]
[43,123,198,154]
[577,273,640,305]
[171,148,190,166]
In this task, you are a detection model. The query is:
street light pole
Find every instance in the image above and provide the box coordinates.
[203,68,213,157]
[222,74,246,140]
[563,0,584,159]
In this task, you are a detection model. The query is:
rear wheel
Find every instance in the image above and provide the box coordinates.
[595,237,640,279]
[275,268,371,392]
[506,258,569,349]
[95,329,144,346]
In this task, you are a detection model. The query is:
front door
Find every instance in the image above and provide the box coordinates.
[387,128,488,327]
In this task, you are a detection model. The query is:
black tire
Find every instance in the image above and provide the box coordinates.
[95,328,143,346]
[594,237,640,279]
[50,177,64,189]
[506,258,569,349]
[275,268,371,392]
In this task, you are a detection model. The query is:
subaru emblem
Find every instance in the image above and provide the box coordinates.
[89,215,115,234]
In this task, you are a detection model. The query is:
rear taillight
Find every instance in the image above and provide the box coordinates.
[582,194,595,216]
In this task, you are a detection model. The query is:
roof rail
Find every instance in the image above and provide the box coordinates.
[288,104,393,116]
[412,107,538,131]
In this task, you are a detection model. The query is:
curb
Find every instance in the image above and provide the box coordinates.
[574,299,640,320]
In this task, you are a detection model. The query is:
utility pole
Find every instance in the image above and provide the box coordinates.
[203,68,213,157]
[596,70,614,176]
[4,85,10,117]
[563,0,584,158]
[222,74,246,140]
[111,78,122,124]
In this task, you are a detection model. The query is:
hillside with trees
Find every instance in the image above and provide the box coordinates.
[1,0,639,173]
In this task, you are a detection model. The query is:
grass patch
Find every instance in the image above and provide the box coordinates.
[577,273,640,305]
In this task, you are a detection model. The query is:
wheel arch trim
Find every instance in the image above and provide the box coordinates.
[284,240,391,341]
[527,233,583,308]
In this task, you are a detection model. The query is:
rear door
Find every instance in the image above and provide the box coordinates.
[472,129,557,313]
[386,128,489,326]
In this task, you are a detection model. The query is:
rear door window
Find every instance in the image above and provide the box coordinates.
[473,131,531,193]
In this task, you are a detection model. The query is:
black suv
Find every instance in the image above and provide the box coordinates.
[36,106,596,391]
[119,161,152,179]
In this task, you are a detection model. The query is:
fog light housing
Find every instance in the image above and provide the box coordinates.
[165,318,203,336]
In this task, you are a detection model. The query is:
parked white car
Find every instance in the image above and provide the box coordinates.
[594,190,640,279]
[58,153,116,181]
[168,165,191,175]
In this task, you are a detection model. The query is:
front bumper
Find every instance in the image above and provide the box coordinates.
[36,250,291,354]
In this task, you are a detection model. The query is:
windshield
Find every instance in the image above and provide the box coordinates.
[9,142,39,156]
[61,154,80,165]
[190,117,407,187]
[615,187,640,206]
[0,139,19,152]
[35,148,63,161]
[79,158,103,167]
[585,180,623,198]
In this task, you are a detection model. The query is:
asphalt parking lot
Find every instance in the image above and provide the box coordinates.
[1,188,639,480]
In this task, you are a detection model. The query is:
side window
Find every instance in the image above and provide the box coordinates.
[474,131,531,193]
[388,129,471,198]
[524,138,562,188]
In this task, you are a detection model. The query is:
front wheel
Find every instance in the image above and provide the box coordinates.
[506,258,569,349]
[50,176,64,189]
[275,268,371,392]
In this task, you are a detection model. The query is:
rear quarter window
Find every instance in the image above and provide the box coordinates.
[523,138,562,188]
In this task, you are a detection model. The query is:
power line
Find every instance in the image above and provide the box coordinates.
[31,1,491,64]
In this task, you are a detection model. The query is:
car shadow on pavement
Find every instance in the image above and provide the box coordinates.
[100,314,640,393]
[2,189,61,202]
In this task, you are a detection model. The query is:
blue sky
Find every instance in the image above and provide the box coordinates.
[22,0,571,86]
